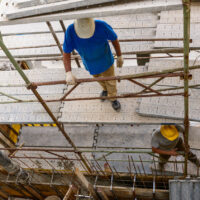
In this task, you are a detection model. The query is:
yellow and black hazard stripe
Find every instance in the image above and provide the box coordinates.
[23,123,57,127]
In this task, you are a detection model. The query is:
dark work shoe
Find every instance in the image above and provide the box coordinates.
[100,90,108,102]
[111,100,121,112]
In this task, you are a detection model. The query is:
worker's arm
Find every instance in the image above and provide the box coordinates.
[111,39,123,68]
[63,52,76,85]
[175,125,190,150]
[63,52,71,72]
[152,147,178,156]
[111,39,122,57]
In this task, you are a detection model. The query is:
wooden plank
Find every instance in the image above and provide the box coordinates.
[63,185,77,200]
[0,1,182,25]
[6,0,117,20]
[75,168,100,200]
[97,188,109,200]
[96,185,169,200]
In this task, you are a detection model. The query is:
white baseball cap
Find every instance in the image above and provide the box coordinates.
[74,18,95,39]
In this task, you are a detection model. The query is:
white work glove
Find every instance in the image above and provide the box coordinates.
[66,71,77,85]
[117,55,124,68]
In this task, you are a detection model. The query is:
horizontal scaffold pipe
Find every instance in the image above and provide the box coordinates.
[0,55,184,62]
[0,48,199,60]
[1,66,195,88]
[33,65,200,86]
[6,38,192,50]
[11,156,185,164]
[0,147,185,155]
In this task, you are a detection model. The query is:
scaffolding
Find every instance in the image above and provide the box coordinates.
[0,0,195,199]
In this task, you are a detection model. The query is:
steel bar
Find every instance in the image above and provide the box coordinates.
[24,153,41,168]
[92,155,107,176]
[127,79,162,95]
[45,150,67,160]
[122,47,200,55]
[139,155,147,177]
[75,154,89,173]
[0,55,184,62]
[60,83,80,100]
[0,36,91,173]
[183,0,190,177]
[33,71,185,86]
[0,147,155,153]
[83,155,94,174]
[0,90,187,104]
[91,163,101,176]
[130,156,138,175]
[103,155,114,174]
[120,38,192,42]
[113,166,120,178]
[2,65,199,88]
[0,47,199,60]
[139,77,165,94]
[0,147,186,155]
[137,165,146,187]
[46,92,184,102]
[46,21,63,54]
[11,156,183,164]
[39,154,66,180]
[0,91,22,101]
[5,38,191,50]
[153,156,157,177]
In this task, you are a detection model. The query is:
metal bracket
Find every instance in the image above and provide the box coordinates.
[26,82,37,90]
[180,73,192,80]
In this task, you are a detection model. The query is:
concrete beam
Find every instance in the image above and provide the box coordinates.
[5,0,117,20]
[13,0,66,9]
[0,0,182,26]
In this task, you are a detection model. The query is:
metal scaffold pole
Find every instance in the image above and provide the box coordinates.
[183,0,191,177]
[0,34,92,173]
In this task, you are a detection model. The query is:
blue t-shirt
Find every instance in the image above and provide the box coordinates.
[63,20,117,75]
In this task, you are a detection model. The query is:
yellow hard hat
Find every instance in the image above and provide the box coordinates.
[160,125,179,141]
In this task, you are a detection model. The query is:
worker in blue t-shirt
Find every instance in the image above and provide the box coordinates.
[63,18,123,111]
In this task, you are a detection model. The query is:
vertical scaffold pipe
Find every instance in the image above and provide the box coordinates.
[183,0,191,177]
